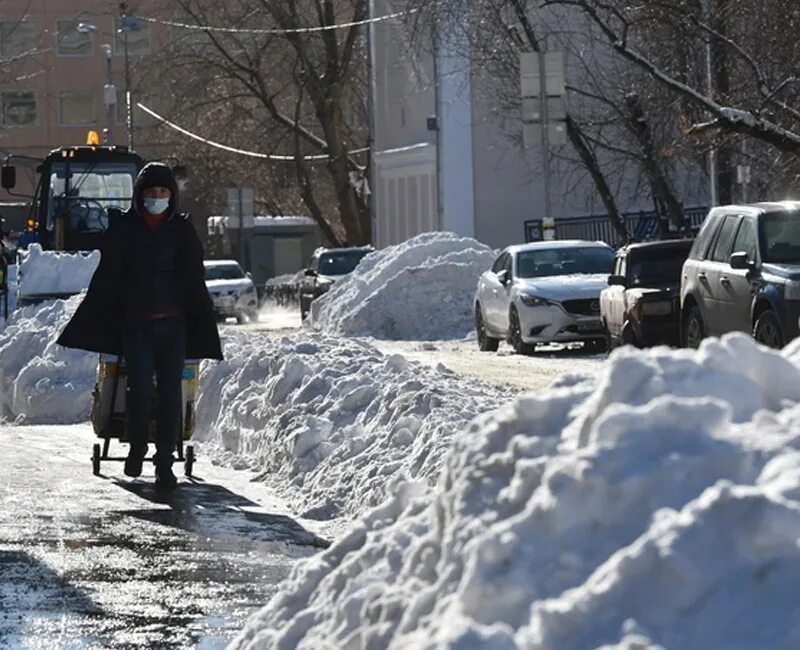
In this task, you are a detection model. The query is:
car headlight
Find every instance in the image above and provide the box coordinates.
[785,280,800,301]
[638,300,673,316]
[519,293,553,307]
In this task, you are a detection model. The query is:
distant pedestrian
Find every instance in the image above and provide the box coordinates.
[58,163,223,488]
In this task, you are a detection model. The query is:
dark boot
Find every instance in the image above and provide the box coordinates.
[155,462,177,489]
[124,444,147,477]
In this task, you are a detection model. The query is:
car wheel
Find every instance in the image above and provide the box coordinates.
[683,305,705,349]
[508,306,536,355]
[753,310,784,349]
[475,304,499,352]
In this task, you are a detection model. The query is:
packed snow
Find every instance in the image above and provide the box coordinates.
[0,295,96,423]
[308,232,495,340]
[17,244,99,299]
[230,334,800,650]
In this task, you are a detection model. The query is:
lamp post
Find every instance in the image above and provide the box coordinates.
[78,16,140,149]
[100,43,115,144]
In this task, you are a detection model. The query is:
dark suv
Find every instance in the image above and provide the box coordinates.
[299,246,373,320]
[681,202,800,349]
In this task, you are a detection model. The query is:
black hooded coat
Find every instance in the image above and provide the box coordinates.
[57,163,223,360]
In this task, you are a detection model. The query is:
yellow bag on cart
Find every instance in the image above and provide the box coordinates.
[90,354,200,441]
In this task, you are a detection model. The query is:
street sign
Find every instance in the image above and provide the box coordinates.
[520,51,565,98]
[226,187,254,228]
[523,122,567,148]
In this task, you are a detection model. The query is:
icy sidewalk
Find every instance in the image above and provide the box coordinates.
[230,334,800,650]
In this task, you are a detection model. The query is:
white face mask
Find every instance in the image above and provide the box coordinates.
[143,197,170,214]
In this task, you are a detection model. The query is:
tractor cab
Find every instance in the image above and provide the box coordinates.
[2,131,145,253]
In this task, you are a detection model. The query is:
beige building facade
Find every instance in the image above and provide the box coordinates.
[0,0,179,226]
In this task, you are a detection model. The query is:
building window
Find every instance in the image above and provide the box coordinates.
[0,22,36,57]
[60,91,94,126]
[1,90,36,126]
[113,18,150,57]
[57,20,91,57]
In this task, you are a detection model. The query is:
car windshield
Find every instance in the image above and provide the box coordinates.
[47,161,137,233]
[205,264,244,280]
[516,246,614,278]
[628,247,689,286]
[319,250,369,275]
[760,215,800,263]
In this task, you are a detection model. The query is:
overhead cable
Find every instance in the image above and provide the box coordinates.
[137,102,368,161]
[134,8,415,35]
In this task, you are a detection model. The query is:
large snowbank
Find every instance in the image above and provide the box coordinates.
[0,295,96,423]
[195,329,507,519]
[17,243,99,298]
[231,334,800,650]
[308,232,495,340]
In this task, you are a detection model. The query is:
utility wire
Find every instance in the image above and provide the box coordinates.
[137,102,368,162]
[134,8,415,35]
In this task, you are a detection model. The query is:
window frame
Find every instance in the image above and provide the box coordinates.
[58,90,95,127]
[491,251,508,274]
[689,214,723,261]
[112,18,151,57]
[55,19,92,58]
[709,215,742,263]
[0,89,37,127]
[731,217,758,264]
[0,21,37,57]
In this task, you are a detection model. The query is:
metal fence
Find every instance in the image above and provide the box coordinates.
[525,207,709,247]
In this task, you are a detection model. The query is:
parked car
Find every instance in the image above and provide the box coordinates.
[681,201,800,349]
[299,246,373,320]
[475,240,615,354]
[601,239,693,348]
[203,259,258,324]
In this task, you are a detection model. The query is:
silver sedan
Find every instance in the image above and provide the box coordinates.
[474,241,615,354]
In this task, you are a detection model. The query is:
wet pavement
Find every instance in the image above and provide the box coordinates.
[0,425,328,649]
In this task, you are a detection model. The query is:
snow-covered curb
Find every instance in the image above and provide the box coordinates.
[230,334,800,649]
[309,232,495,340]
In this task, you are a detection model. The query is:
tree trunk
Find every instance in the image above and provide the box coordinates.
[565,117,629,244]
[625,94,686,233]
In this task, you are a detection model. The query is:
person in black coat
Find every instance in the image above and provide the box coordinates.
[58,162,223,488]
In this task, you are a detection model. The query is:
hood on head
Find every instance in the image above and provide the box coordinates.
[133,162,179,218]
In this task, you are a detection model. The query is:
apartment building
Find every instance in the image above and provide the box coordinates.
[0,0,193,229]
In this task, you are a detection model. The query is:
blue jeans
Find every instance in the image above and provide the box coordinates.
[122,315,186,467]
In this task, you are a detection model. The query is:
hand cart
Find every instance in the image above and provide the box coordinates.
[90,353,200,477]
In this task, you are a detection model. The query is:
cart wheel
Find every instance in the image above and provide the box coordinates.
[184,445,195,477]
[92,443,101,476]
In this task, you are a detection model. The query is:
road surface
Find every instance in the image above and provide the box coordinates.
[0,425,327,649]
[242,303,604,393]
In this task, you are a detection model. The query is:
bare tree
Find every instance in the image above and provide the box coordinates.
[141,0,371,246]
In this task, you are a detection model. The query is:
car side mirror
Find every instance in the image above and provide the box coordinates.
[304,268,317,277]
[1,165,16,190]
[496,269,509,285]
[608,274,627,287]
[729,252,750,270]
[245,271,252,279]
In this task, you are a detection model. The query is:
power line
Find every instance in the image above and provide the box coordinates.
[134,8,416,35]
[137,102,368,162]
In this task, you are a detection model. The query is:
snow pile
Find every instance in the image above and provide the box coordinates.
[195,329,507,519]
[17,243,99,298]
[308,232,495,340]
[0,295,96,423]
[231,334,800,650]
